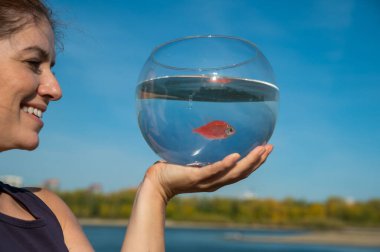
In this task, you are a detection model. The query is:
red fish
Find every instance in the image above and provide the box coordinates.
[193,120,235,140]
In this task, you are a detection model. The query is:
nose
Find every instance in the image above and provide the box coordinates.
[37,70,62,101]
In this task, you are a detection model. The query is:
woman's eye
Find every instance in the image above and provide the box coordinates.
[26,60,42,74]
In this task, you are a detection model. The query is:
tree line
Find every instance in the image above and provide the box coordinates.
[58,188,380,229]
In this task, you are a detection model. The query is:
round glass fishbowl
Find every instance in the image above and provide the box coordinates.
[136,35,279,166]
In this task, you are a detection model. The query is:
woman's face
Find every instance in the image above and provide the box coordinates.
[0,21,62,151]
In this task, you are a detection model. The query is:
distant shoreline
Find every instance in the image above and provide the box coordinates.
[79,218,128,227]
[79,218,303,230]
[79,219,380,248]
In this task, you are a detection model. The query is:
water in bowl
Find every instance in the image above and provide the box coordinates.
[136,75,279,166]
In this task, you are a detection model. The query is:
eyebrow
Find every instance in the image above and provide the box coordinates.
[21,46,56,67]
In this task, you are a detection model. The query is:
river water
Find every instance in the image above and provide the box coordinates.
[83,226,380,252]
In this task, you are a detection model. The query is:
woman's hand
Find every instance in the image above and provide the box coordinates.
[144,144,273,203]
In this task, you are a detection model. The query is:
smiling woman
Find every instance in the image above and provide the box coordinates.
[0,1,273,252]
[0,1,70,250]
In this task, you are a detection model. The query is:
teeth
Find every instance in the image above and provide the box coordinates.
[22,106,43,118]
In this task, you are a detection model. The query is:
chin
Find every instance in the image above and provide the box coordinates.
[23,142,39,151]
[0,141,38,152]
[16,135,40,151]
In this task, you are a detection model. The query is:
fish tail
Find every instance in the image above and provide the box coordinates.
[193,127,200,133]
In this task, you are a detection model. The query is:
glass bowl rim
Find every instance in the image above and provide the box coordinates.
[150,35,260,71]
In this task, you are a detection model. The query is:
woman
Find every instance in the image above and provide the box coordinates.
[0,1,273,251]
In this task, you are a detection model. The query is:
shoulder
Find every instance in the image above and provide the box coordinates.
[25,187,66,211]
[26,187,62,204]
[25,187,73,229]
[26,187,94,251]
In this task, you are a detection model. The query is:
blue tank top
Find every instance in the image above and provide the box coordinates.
[0,181,68,252]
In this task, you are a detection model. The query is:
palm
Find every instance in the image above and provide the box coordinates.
[145,145,273,201]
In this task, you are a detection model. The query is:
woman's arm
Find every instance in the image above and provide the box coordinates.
[120,176,167,251]
[121,144,273,252]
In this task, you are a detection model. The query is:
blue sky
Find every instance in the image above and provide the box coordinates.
[1,0,379,201]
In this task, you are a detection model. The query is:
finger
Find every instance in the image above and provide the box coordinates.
[197,153,241,180]
[240,144,273,177]
[236,145,268,169]
[221,153,241,167]
[264,144,274,155]
[258,144,274,166]
[239,144,273,173]
[204,145,272,189]
[153,160,167,165]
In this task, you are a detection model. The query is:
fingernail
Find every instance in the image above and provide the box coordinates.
[266,145,273,152]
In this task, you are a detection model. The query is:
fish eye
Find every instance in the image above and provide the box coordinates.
[225,127,235,135]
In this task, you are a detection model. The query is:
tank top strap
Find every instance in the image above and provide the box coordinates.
[0,181,58,223]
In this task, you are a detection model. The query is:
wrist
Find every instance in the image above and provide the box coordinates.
[140,174,171,206]
[142,163,177,204]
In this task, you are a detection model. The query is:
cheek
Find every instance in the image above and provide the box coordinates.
[0,66,39,151]
[1,61,38,91]
[10,74,39,102]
